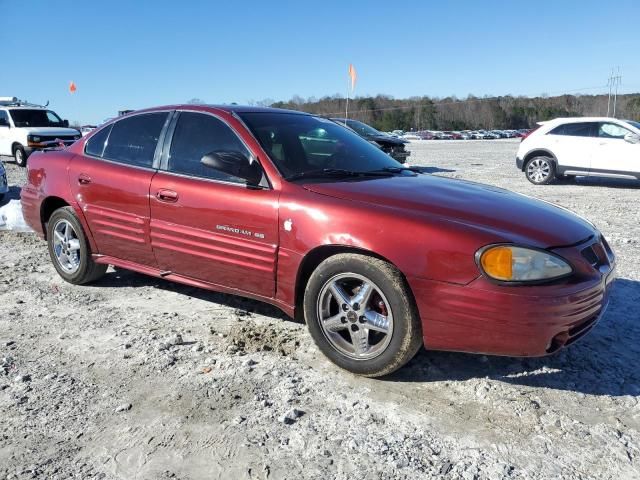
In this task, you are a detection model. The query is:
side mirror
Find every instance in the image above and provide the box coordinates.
[200,151,264,186]
[624,132,640,144]
[62,119,69,128]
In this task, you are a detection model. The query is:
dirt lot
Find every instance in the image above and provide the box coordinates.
[1,140,639,480]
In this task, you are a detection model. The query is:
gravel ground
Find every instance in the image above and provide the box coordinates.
[1,140,639,480]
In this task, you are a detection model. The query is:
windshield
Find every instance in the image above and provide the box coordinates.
[239,112,401,179]
[335,119,382,137]
[627,121,640,131]
[9,109,64,128]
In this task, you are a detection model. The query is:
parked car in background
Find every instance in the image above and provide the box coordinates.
[331,118,411,163]
[80,126,96,136]
[20,104,615,377]
[0,97,81,167]
[445,131,463,140]
[417,131,436,140]
[516,117,640,184]
[0,161,8,201]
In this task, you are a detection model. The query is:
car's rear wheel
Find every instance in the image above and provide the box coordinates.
[525,156,556,185]
[13,145,27,168]
[47,207,107,284]
[304,253,422,377]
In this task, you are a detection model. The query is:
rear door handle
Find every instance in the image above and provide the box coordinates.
[78,174,92,185]
[156,189,179,202]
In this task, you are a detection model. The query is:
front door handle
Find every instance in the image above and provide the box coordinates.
[156,189,179,203]
[78,174,92,185]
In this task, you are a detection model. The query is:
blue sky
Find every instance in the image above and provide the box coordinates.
[2,0,638,124]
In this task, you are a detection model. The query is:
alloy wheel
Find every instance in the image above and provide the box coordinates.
[52,219,82,274]
[527,158,551,183]
[316,273,394,360]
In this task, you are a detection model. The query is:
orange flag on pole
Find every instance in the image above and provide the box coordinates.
[69,81,77,94]
[348,64,357,92]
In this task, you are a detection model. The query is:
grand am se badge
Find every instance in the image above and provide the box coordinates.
[215,224,265,239]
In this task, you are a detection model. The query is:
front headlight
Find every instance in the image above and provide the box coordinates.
[477,245,572,282]
[28,135,41,142]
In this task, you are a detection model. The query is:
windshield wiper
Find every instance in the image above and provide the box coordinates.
[285,168,393,182]
[368,166,421,175]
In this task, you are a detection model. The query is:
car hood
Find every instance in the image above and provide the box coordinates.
[367,134,406,145]
[19,127,80,136]
[303,175,596,248]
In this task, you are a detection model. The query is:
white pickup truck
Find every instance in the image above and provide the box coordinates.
[0,97,81,167]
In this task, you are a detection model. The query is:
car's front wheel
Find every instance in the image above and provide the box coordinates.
[47,207,107,284]
[525,156,556,185]
[304,253,422,377]
[13,145,28,168]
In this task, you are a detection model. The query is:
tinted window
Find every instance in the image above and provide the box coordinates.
[9,109,64,128]
[167,112,250,183]
[598,122,631,139]
[549,122,596,137]
[103,113,168,168]
[239,112,399,178]
[0,110,9,126]
[84,125,112,157]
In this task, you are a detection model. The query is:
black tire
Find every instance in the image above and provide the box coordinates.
[46,206,107,285]
[525,156,556,185]
[13,145,28,168]
[304,253,422,377]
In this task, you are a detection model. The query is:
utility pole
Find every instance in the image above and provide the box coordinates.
[613,67,622,118]
[607,69,613,117]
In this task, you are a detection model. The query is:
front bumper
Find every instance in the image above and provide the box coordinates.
[516,156,524,170]
[0,169,8,194]
[411,272,614,356]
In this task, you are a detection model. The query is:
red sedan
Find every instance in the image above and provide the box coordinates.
[20,105,616,377]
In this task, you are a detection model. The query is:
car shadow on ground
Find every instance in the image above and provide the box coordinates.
[556,176,640,189]
[93,267,289,322]
[0,186,21,207]
[389,278,640,397]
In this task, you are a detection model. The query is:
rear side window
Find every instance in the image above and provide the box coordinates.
[598,122,631,139]
[167,112,250,183]
[85,125,112,157]
[102,112,168,168]
[548,122,596,137]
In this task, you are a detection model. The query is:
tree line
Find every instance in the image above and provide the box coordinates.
[268,93,640,131]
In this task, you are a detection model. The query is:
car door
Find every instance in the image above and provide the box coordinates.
[545,122,599,172]
[149,111,279,297]
[69,111,170,266]
[592,122,640,176]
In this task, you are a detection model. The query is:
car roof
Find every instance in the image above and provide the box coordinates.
[134,104,311,116]
[0,105,48,110]
[541,116,630,125]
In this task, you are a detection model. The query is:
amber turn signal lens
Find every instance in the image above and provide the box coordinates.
[480,246,513,280]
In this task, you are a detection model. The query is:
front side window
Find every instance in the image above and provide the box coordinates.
[598,122,632,139]
[167,112,250,183]
[0,110,9,126]
[9,109,64,128]
[239,112,400,178]
[549,122,596,137]
[103,113,168,168]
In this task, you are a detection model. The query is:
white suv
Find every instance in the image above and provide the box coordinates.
[516,117,640,184]
[0,97,81,167]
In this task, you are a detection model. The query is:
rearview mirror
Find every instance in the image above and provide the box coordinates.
[624,132,640,144]
[200,151,264,186]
